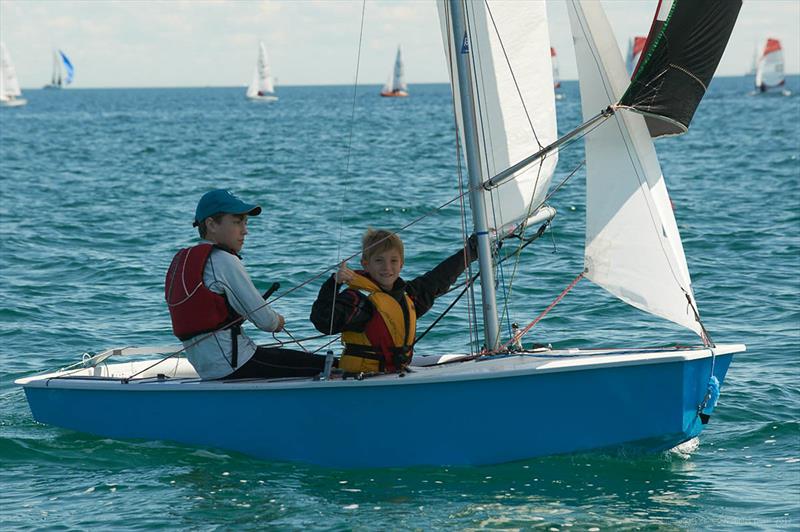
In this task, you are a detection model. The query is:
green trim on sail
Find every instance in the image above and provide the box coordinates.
[622,0,679,98]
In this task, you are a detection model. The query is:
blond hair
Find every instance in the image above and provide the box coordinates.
[362,228,404,263]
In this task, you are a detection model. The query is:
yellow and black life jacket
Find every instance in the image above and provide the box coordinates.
[340,273,417,373]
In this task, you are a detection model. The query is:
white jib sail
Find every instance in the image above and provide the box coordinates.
[248,42,275,97]
[0,42,22,99]
[437,0,558,233]
[567,0,702,336]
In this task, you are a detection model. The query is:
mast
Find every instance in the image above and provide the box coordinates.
[447,0,500,351]
[51,50,58,86]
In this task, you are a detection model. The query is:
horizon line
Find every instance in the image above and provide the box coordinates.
[18,73,799,91]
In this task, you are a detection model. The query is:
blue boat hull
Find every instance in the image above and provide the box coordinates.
[21,351,734,467]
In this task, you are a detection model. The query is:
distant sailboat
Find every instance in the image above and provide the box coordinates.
[551,47,564,100]
[754,38,791,96]
[43,49,74,89]
[246,42,277,102]
[0,42,27,107]
[380,45,408,97]
[747,42,759,76]
[626,36,647,76]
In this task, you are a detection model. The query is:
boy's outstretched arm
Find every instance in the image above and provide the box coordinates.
[407,235,479,317]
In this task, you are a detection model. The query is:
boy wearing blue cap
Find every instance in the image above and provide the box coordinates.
[165,189,326,380]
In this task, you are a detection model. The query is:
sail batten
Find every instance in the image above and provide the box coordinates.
[618,0,742,138]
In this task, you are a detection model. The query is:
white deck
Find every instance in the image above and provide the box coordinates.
[16,344,745,391]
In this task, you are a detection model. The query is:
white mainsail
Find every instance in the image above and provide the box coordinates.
[437,0,558,233]
[568,0,702,336]
[246,42,275,98]
[1,43,22,97]
[381,46,408,95]
[755,38,785,90]
[0,42,25,105]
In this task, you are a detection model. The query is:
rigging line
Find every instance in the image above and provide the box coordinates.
[462,0,495,218]
[483,106,613,190]
[446,0,478,357]
[413,271,476,348]
[328,0,367,337]
[464,1,507,348]
[268,186,473,306]
[490,156,590,332]
[494,152,548,331]
[487,122,599,339]
[497,271,585,353]
[487,185,513,341]
[457,125,480,356]
[483,0,543,149]
[571,2,620,113]
[260,332,329,348]
[481,0,555,235]
[80,159,588,384]
[311,335,341,355]
[444,222,547,294]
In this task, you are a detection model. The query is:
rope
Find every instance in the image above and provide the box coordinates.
[497,271,584,353]
[327,0,367,336]
[444,0,479,356]
[414,222,549,349]
[49,4,605,381]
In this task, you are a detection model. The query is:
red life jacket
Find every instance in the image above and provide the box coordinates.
[165,243,239,341]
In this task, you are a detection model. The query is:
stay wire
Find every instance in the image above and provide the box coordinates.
[445,0,479,356]
[327,0,367,337]
[484,0,543,149]
[464,1,509,348]
[414,223,549,348]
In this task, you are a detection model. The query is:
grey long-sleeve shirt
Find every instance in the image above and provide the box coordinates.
[183,242,282,379]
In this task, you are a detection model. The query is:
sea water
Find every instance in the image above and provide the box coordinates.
[1,78,798,530]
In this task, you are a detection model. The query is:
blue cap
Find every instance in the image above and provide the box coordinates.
[193,189,262,227]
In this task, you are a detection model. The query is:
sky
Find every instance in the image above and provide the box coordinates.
[1,0,798,89]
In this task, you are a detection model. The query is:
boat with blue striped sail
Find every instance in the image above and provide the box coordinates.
[16,0,745,468]
[43,49,74,89]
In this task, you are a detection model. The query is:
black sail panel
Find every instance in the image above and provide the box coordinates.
[618,0,742,138]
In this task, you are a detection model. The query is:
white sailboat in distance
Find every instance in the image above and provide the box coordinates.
[0,42,27,107]
[246,42,277,102]
[380,45,408,97]
[626,36,647,76]
[551,46,564,100]
[754,38,791,96]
